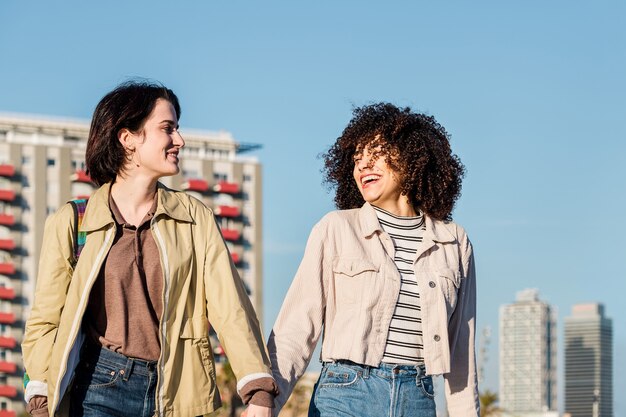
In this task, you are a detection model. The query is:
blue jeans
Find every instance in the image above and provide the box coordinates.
[309,361,436,417]
[70,343,158,417]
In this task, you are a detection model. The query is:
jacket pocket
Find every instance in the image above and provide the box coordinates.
[179,317,215,381]
[332,258,379,304]
[180,316,210,339]
[332,258,379,277]
[438,268,460,287]
[436,267,461,310]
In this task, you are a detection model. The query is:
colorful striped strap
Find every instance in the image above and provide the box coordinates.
[69,199,88,261]
[23,199,88,390]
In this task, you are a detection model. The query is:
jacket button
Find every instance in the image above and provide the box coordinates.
[429,281,436,288]
[434,334,441,342]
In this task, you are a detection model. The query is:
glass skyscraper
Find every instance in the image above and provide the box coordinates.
[564,303,613,417]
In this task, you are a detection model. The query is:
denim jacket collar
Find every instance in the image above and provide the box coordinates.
[358,202,456,244]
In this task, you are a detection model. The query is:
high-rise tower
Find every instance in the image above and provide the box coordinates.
[564,303,613,417]
[499,289,557,415]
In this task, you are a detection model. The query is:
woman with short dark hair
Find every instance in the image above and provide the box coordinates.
[266,103,479,417]
[22,81,277,417]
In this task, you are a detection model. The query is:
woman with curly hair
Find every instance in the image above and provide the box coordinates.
[265,103,479,417]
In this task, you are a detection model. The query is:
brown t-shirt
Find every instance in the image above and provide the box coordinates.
[84,194,163,361]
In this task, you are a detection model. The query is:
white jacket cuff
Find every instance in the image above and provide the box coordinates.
[24,380,47,403]
[236,372,274,394]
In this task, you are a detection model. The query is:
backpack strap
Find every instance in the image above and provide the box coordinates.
[23,198,88,392]
[68,199,88,262]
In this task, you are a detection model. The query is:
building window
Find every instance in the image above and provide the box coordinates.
[182,169,199,178]
[22,156,31,165]
[47,158,56,166]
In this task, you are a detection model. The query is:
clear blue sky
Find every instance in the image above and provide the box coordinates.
[1,1,624,414]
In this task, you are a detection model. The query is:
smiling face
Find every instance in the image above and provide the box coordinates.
[353,141,413,215]
[125,98,185,180]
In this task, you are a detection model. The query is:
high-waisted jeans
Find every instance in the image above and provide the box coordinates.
[308,361,436,417]
[70,343,158,417]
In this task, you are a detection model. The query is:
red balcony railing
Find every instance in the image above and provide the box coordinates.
[182,179,209,193]
[0,262,14,275]
[221,229,240,242]
[0,240,15,251]
[0,214,14,227]
[71,170,93,184]
[231,252,240,264]
[0,190,15,202]
[0,385,17,397]
[213,181,240,194]
[0,288,14,300]
[0,336,16,349]
[0,165,15,178]
[0,361,16,374]
[0,312,15,325]
[214,205,240,218]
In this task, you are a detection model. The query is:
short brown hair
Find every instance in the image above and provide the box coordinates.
[85,80,181,186]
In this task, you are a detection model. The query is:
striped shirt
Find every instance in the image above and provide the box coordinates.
[374,206,426,364]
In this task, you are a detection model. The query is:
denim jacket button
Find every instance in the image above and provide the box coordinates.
[434,334,441,342]
[429,281,436,288]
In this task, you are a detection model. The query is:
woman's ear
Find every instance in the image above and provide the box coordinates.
[118,128,135,151]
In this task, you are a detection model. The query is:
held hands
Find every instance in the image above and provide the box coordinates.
[240,404,273,417]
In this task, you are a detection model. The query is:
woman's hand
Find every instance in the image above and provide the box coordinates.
[240,404,273,417]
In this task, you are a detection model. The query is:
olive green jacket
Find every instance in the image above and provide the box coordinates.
[22,183,272,417]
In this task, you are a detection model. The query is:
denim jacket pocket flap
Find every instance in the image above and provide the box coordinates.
[438,267,461,287]
[180,316,210,339]
[332,258,379,277]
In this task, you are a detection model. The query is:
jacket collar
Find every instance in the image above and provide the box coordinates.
[81,182,193,232]
[358,202,456,244]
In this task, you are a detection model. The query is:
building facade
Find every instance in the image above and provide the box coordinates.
[0,113,264,415]
[499,289,557,415]
[564,303,613,417]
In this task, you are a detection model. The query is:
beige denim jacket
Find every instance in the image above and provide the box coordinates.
[268,203,479,417]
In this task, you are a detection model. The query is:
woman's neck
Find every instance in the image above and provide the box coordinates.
[110,176,158,227]
[373,198,416,217]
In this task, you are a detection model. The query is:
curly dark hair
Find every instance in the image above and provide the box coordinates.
[322,103,465,221]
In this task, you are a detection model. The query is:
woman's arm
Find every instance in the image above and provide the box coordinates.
[267,221,328,413]
[443,229,480,417]
[22,204,76,408]
[202,212,277,407]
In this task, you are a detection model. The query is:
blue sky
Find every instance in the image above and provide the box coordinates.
[1,1,624,414]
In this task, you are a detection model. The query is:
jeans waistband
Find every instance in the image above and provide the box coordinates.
[327,360,427,378]
[82,342,158,378]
